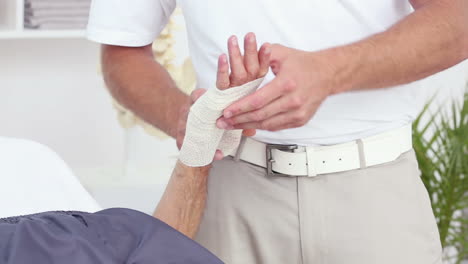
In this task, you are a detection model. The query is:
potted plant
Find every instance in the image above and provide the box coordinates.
[413,89,467,263]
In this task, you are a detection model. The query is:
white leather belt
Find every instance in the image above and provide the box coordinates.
[231,124,412,177]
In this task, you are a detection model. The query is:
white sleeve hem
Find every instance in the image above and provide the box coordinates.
[86,27,157,47]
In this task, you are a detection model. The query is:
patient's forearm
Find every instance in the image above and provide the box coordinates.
[153,161,210,238]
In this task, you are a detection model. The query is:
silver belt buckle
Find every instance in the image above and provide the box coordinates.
[266,144,298,176]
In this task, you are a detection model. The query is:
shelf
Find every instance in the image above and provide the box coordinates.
[0,29,86,39]
[0,0,90,40]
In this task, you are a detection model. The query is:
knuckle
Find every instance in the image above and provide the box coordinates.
[289,96,303,108]
[244,73,254,83]
[229,77,236,86]
[292,112,304,123]
[269,126,281,132]
[295,111,309,125]
[217,80,230,88]
[247,66,259,76]
[238,73,248,83]
[232,73,248,84]
[251,111,266,121]
[259,122,269,130]
[290,117,301,126]
[282,79,297,93]
[249,97,263,110]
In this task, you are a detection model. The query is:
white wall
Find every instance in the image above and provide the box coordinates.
[0,13,190,214]
[0,39,125,174]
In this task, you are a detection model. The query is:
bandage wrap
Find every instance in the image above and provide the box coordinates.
[179,78,264,167]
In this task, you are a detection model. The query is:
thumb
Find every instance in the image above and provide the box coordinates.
[269,44,288,75]
[190,88,207,104]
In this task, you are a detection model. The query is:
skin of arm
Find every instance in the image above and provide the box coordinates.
[331,0,468,93]
[153,161,210,238]
[101,44,189,138]
[153,35,270,237]
[101,40,260,154]
[218,0,468,131]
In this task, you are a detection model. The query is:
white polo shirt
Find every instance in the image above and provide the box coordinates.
[87,0,440,146]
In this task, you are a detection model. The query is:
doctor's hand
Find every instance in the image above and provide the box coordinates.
[217,44,336,131]
[177,33,269,160]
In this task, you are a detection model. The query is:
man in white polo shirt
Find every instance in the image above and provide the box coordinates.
[87,0,467,263]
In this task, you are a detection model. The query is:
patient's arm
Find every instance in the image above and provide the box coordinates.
[154,33,270,238]
[153,161,210,238]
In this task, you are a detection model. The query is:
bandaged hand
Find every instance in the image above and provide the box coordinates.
[178,33,271,167]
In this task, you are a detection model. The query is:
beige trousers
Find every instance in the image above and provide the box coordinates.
[195,150,443,264]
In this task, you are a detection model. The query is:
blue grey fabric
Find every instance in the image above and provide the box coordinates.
[0,208,223,264]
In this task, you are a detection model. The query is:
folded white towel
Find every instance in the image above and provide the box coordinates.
[24,16,88,29]
[25,8,90,18]
[24,21,87,29]
[25,16,88,24]
[25,0,90,3]
[25,1,91,10]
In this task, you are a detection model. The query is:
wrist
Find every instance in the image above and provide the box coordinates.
[175,160,212,177]
[314,43,367,95]
[305,50,344,97]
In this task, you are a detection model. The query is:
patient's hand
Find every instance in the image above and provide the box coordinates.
[214,33,271,157]
[159,34,271,235]
[176,33,270,160]
[216,33,271,90]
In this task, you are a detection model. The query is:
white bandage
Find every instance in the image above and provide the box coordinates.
[179,78,264,167]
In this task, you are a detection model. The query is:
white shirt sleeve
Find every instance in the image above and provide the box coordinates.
[86,0,176,47]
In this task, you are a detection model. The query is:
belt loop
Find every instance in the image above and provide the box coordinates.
[357,139,367,169]
[305,146,317,177]
[234,136,247,162]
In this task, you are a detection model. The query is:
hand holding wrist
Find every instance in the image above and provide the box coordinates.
[221,44,335,131]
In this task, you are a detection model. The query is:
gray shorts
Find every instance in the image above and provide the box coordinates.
[0,208,223,264]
